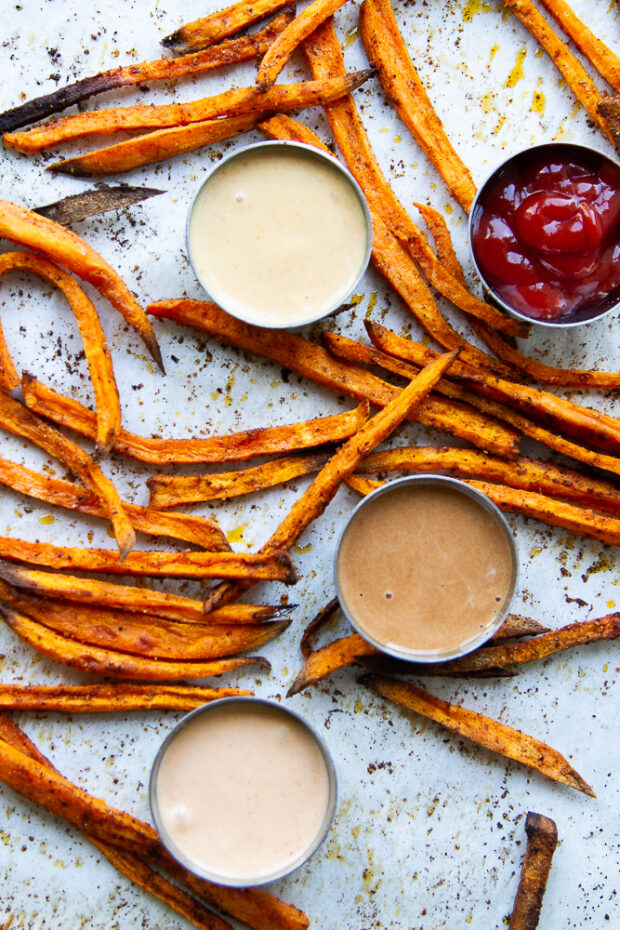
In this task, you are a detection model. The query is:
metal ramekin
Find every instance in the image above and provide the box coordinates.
[149,696,337,887]
[334,475,519,663]
[468,141,620,328]
[186,139,373,329]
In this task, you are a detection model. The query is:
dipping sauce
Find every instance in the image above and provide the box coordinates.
[336,478,516,659]
[470,143,620,323]
[187,142,371,328]
[151,699,335,885]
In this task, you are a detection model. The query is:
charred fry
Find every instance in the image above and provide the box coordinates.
[34,185,164,225]
[362,674,595,796]
[509,812,559,930]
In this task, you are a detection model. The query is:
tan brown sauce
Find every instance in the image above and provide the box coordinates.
[155,702,330,881]
[337,484,514,654]
[188,145,369,326]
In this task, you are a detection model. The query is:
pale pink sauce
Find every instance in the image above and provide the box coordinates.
[155,702,331,881]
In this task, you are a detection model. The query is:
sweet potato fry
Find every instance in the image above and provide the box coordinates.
[147,451,330,508]
[362,674,595,796]
[259,113,332,149]
[0,8,296,132]
[0,455,230,551]
[0,571,290,628]
[538,0,620,94]
[0,200,162,370]
[52,113,261,177]
[34,185,164,225]
[598,95,620,152]
[0,250,120,459]
[21,375,371,464]
[359,0,477,211]
[0,683,253,712]
[162,0,294,54]
[356,447,620,518]
[0,390,135,559]
[366,322,620,454]
[500,0,611,141]
[256,0,351,90]
[146,301,521,458]
[300,595,340,657]
[0,600,270,680]
[0,536,297,582]
[509,812,558,930]
[4,72,374,153]
[302,21,526,342]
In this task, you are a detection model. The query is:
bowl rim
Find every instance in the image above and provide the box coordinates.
[186,138,373,330]
[334,474,519,663]
[149,695,338,886]
[468,140,620,329]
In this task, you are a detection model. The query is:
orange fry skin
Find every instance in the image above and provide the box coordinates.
[0,683,253,713]
[509,811,558,930]
[162,0,294,54]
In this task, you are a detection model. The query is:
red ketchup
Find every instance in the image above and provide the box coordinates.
[471,145,620,323]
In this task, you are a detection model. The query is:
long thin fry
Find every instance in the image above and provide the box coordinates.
[0,683,252,712]
[359,0,477,211]
[348,472,620,546]
[21,375,371,464]
[0,390,135,559]
[0,8,296,132]
[0,250,120,458]
[34,185,164,225]
[500,0,612,140]
[302,21,527,342]
[256,0,351,91]
[0,600,269,680]
[0,456,231,551]
[162,0,294,54]
[146,301,521,458]
[0,200,162,370]
[147,452,330,508]
[509,812,558,930]
[0,567,284,625]
[362,674,595,796]
[366,322,620,454]
[4,73,375,153]
[0,536,297,582]
[52,114,261,177]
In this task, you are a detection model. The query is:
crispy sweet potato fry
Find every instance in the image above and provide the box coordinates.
[360,0,477,211]
[147,451,330,508]
[0,536,297,582]
[257,0,351,90]
[302,21,526,342]
[0,200,162,370]
[536,0,620,93]
[300,595,341,657]
[52,113,260,177]
[259,113,333,149]
[598,95,620,152]
[509,812,558,930]
[356,447,620,518]
[0,683,252,712]
[146,301,521,458]
[0,567,285,625]
[0,716,308,930]
[21,375,371,464]
[0,600,270,680]
[366,322,620,454]
[162,0,294,54]
[5,72,374,153]
[0,456,230,551]
[501,0,611,140]
[0,250,120,458]
[0,390,135,559]
[0,9,296,132]
[362,674,595,796]
[34,185,164,225]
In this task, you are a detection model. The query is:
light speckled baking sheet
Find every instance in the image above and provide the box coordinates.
[0,1,618,927]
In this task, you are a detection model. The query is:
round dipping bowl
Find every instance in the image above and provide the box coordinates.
[149,697,337,887]
[469,141,620,328]
[186,140,372,329]
[335,475,518,663]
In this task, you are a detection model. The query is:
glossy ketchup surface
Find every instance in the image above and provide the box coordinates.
[471,146,620,322]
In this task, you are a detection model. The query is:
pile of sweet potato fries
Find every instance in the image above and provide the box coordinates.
[0,0,619,927]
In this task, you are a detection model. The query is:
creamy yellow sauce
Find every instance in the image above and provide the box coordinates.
[188,145,369,327]
[154,701,331,882]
